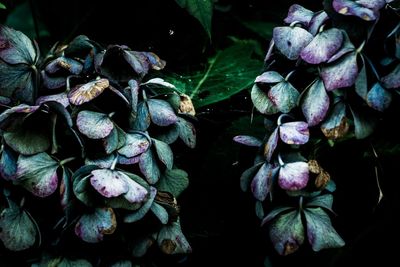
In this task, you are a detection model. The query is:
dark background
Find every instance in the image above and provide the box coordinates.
[1,0,400,266]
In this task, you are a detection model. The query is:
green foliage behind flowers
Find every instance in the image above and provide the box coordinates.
[235,0,400,256]
[0,24,196,265]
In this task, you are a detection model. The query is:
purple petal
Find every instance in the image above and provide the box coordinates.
[357,0,386,10]
[269,210,305,255]
[251,84,279,115]
[121,173,148,203]
[75,207,116,243]
[308,11,329,36]
[382,63,400,89]
[255,71,284,84]
[41,71,66,89]
[36,92,69,107]
[301,28,343,64]
[118,133,150,158]
[268,82,299,113]
[321,52,358,91]
[117,155,141,165]
[45,56,83,75]
[278,161,309,190]
[68,79,109,105]
[301,79,330,126]
[273,26,313,60]
[332,0,379,21]
[90,169,129,198]
[76,110,114,139]
[264,128,279,162]
[367,83,392,112]
[251,163,278,201]
[284,4,314,26]
[147,99,178,126]
[233,135,262,147]
[279,122,309,145]
[321,102,349,139]
[327,32,355,63]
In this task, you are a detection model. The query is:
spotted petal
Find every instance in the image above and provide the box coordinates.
[279,122,309,145]
[76,110,114,139]
[68,79,109,105]
[321,52,358,91]
[273,26,313,60]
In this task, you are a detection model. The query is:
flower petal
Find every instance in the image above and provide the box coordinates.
[321,52,358,91]
[366,83,392,111]
[284,4,314,26]
[76,110,114,139]
[278,161,309,191]
[301,79,330,126]
[68,79,109,105]
[268,81,299,113]
[279,122,309,145]
[273,26,313,60]
[251,163,279,201]
[321,102,349,139]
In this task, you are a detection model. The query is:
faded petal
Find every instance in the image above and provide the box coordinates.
[301,79,330,126]
[251,163,279,201]
[278,161,309,191]
[68,79,109,105]
[268,81,299,113]
[284,4,314,26]
[366,83,392,111]
[76,110,114,139]
[321,102,349,140]
[321,52,358,91]
[273,26,313,60]
[279,122,309,145]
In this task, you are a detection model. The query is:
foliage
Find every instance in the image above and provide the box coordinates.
[235,0,400,256]
[0,25,196,265]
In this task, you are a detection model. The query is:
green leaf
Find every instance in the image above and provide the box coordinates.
[15,152,59,197]
[75,207,116,243]
[131,236,154,257]
[239,20,276,40]
[175,0,213,38]
[304,207,345,251]
[0,200,37,251]
[157,220,192,254]
[166,41,262,107]
[0,2,6,9]
[269,210,304,255]
[5,2,49,39]
[156,168,189,197]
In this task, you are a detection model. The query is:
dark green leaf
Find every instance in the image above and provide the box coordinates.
[150,202,169,224]
[130,101,150,131]
[350,107,376,139]
[157,220,192,254]
[175,0,213,38]
[85,154,116,169]
[156,168,189,197]
[131,236,154,257]
[305,194,334,211]
[75,207,116,243]
[240,163,262,192]
[0,3,6,9]
[240,20,276,40]
[15,152,59,197]
[0,145,17,180]
[261,206,294,226]
[255,201,264,219]
[304,207,345,251]
[269,210,304,255]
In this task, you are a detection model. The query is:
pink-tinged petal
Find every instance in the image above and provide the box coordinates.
[118,133,150,158]
[301,79,330,126]
[268,82,299,113]
[284,4,314,26]
[233,135,262,147]
[36,92,69,107]
[264,128,279,162]
[75,207,116,243]
[90,169,128,198]
[332,0,379,21]
[308,11,329,36]
[117,155,141,165]
[327,31,355,63]
[273,26,313,60]
[301,28,343,64]
[382,63,400,89]
[321,52,358,91]
[251,163,279,201]
[366,83,392,112]
[76,110,114,139]
[279,161,309,191]
[279,122,309,145]
[251,84,279,115]
[255,71,284,84]
[121,173,148,203]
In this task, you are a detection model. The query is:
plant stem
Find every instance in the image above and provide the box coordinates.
[60,157,76,166]
[190,54,219,99]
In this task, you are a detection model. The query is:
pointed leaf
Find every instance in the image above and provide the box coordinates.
[304,207,345,251]
[321,102,349,139]
[156,168,189,197]
[268,81,299,113]
[233,135,262,147]
[321,52,358,91]
[139,149,160,184]
[255,71,284,84]
[0,201,36,251]
[157,220,192,254]
[176,117,196,148]
[124,187,157,223]
[301,79,330,126]
[68,79,109,105]
[16,152,59,197]
[269,210,304,255]
[300,28,343,64]
[175,0,212,38]
[153,139,174,169]
[279,122,309,145]
[251,84,279,115]
[147,99,178,126]
[279,161,309,191]
[75,207,116,243]
[251,163,278,201]
[284,4,314,26]
[367,83,392,112]
[382,63,400,89]
[273,26,313,60]
[264,128,279,162]
[76,110,114,139]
